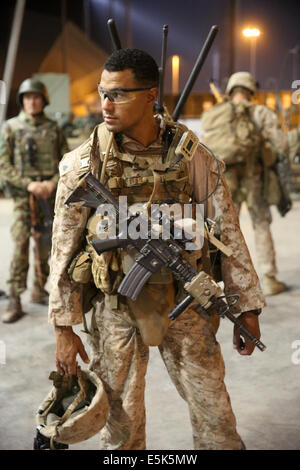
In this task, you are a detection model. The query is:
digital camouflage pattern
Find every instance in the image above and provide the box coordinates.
[92,298,244,450]
[49,119,265,449]
[9,196,51,295]
[0,110,68,294]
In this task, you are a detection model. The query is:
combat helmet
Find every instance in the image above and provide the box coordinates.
[226,72,257,95]
[33,367,109,450]
[17,78,50,107]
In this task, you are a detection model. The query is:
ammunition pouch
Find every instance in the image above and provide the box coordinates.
[67,250,101,314]
[91,249,123,295]
[68,251,92,284]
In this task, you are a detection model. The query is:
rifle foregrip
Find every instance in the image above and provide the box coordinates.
[168,294,194,320]
[91,237,129,254]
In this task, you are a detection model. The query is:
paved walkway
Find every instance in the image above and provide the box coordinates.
[0,197,300,450]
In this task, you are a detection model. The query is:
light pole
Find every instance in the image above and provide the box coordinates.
[242,27,261,77]
[172,55,180,95]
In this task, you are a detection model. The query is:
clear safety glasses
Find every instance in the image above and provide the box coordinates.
[97,85,152,104]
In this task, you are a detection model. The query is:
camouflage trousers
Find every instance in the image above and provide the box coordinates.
[225,165,277,277]
[89,282,244,450]
[8,196,51,296]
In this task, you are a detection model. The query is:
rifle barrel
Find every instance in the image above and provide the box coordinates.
[172,25,219,122]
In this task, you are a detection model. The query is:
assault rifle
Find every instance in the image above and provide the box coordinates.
[65,172,266,352]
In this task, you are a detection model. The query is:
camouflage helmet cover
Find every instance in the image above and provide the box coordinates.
[17,78,50,106]
[35,367,108,448]
[226,72,257,95]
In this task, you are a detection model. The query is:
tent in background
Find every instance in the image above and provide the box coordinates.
[39,21,107,116]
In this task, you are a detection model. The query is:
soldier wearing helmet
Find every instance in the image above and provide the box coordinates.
[0,78,68,323]
[17,78,50,107]
[225,71,257,96]
[202,71,289,296]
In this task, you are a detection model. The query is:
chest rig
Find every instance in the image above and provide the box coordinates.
[11,115,59,179]
[95,121,193,206]
[76,121,199,295]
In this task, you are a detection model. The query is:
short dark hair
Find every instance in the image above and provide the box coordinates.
[104,49,159,88]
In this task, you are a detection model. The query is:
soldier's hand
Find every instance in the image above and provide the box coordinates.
[27,181,56,199]
[41,180,56,198]
[27,181,47,198]
[55,326,90,375]
[233,312,261,356]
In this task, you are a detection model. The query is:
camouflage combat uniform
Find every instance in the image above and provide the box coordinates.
[49,118,265,450]
[224,104,288,277]
[0,110,68,296]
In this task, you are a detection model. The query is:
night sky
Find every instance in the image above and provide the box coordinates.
[88,0,300,92]
[1,0,300,100]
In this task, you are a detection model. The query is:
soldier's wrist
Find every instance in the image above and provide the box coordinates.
[55,325,73,335]
[243,309,262,317]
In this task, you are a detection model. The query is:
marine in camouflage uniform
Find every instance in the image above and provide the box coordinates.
[50,50,265,450]
[0,78,68,323]
[203,72,289,296]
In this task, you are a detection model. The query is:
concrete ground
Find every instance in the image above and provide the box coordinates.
[0,196,300,451]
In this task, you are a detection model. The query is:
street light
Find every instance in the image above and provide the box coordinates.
[172,55,180,95]
[242,27,261,77]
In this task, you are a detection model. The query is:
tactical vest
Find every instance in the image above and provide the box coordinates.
[95,121,193,204]
[8,113,61,179]
[77,122,200,292]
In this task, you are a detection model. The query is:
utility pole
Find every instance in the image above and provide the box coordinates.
[61,0,67,73]
[124,0,132,48]
[0,0,26,126]
[84,0,91,40]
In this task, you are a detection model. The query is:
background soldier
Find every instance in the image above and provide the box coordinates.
[49,49,265,450]
[202,72,289,296]
[0,78,68,323]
